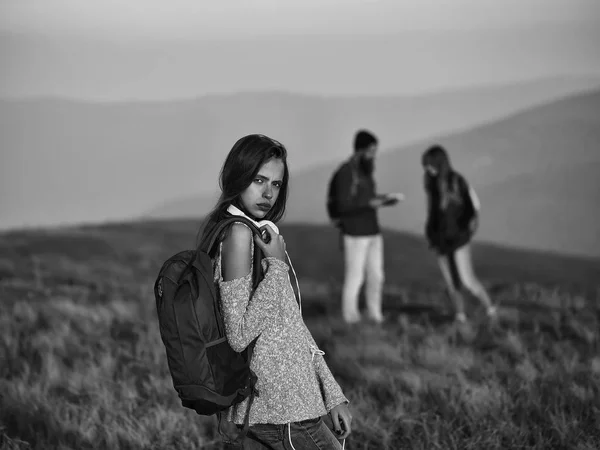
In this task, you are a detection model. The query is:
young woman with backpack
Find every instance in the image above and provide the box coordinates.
[422,144,497,323]
[198,134,352,449]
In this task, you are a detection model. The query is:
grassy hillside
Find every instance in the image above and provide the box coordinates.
[3,76,599,230]
[1,219,599,449]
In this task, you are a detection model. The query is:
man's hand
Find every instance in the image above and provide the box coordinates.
[369,197,387,208]
[370,193,404,208]
[386,192,405,202]
[381,197,399,207]
[329,402,352,440]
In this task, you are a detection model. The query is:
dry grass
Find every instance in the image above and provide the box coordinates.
[1,220,599,449]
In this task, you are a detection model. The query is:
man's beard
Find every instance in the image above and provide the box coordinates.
[359,156,375,175]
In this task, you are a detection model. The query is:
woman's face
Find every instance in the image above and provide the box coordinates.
[239,157,285,219]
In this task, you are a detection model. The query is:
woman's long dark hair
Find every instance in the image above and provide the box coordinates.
[196,134,289,248]
[422,144,455,210]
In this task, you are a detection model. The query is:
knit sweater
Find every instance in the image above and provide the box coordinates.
[214,238,349,426]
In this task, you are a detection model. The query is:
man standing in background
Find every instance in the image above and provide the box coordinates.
[328,130,402,324]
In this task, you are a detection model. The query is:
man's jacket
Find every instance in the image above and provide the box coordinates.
[333,158,380,236]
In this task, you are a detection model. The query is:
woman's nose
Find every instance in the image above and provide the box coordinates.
[263,186,273,199]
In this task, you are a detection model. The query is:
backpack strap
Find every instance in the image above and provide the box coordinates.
[199,215,265,290]
[203,216,263,445]
[339,158,359,199]
[217,377,257,446]
[236,380,257,442]
[200,215,262,254]
[349,162,359,199]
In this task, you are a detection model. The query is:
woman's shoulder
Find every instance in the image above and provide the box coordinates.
[221,222,254,251]
[452,171,470,188]
[220,222,254,281]
[451,170,466,181]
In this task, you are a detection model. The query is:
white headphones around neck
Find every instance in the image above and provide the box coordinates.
[227,204,280,235]
[226,204,302,314]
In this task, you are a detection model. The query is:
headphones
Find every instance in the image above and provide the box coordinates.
[226,204,302,313]
[227,204,278,243]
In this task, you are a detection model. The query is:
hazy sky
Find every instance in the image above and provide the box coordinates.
[1,0,599,99]
[1,0,600,236]
[2,0,600,38]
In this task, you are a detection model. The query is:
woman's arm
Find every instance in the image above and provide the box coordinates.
[313,356,349,411]
[459,175,480,233]
[221,223,254,282]
[219,223,289,352]
[304,333,349,411]
[424,174,436,245]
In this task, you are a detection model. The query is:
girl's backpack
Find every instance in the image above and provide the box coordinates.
[153,216,264,440]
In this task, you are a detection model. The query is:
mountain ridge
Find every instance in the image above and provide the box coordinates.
[145,88,600,258]
[2,76,599,233]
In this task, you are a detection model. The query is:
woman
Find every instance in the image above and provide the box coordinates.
[199,134,352,449]
[422,144,497,323]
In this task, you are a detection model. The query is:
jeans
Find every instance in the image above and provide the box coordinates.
[341,234,384,323]
[223,417,343,450]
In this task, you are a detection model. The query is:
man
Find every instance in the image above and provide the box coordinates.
[333,130,401,324]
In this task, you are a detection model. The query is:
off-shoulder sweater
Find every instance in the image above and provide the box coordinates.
[214,237,348,426]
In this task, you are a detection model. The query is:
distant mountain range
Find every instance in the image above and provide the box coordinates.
[1,75,599,254]
[146,87,600,258]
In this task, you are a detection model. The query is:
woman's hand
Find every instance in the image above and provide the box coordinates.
[253,225,286,262]
[329,402,352,440]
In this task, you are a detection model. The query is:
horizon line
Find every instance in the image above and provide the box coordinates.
[2,19,599,42]
[1,72,600,105]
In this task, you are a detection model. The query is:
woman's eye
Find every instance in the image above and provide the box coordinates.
[273,182,282,188]
[254,178,263,184]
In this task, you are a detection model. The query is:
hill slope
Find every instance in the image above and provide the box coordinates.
[2,219,596,293]
[148,88,600,257]
[1,219,599,449]
[2,76,600,230]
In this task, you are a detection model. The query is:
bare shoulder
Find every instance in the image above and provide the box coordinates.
[221,223,253,281]
[222,223,253,257]
[224,222,253,242]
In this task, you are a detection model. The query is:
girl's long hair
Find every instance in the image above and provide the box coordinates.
[422,144,455,210]
[196,134,289,248]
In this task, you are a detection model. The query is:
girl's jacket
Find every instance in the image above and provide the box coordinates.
[425,170,480,255]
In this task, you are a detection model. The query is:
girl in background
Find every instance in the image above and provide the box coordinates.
[200,134,352,449]
[422,144,497,323]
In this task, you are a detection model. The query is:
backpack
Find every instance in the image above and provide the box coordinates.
[153,215,265,440]
[326,160,358,227]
